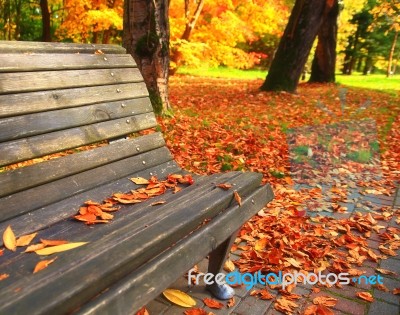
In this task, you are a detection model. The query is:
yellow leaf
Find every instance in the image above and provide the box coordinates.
[130,177,150,185]
[33,257,57,273]
[3,225,16,251]
[162,289,196,307]
[224,259,235,272]
[16,232,37,247]
[35,242,88,255]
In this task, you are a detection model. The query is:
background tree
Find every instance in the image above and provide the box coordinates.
[261,0,335,92]
[309,0,340,83]
[123,0,171,114]
[371,0,400,76]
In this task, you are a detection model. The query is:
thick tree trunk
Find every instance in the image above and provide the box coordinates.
[261,0,333,92]
[40,0,51,42]
[123,0,171,114]
[309,0,339,83]
[387,31,398,77]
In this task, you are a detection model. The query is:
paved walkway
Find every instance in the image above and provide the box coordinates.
[145,187,400,315]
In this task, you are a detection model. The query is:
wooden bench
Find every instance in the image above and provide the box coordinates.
[0,41,273,314]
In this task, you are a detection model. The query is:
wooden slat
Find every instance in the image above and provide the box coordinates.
[0,172,263,314]
[0,132,164,198]
[0,82,149,118]
[0,97,152,142]
[0,68,143,94]
[0,160,181,240]
[0,112,157,167]
[0,53,136,73]
[0,40,126,54]
[0,146,173,222]
[77,186,273,315]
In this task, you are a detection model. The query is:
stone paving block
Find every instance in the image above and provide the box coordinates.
[233,294,273,315]
[146,298,171,314]
[373,276,400,305]
[310,289,367,315]
[162,297,204,315]
[379,258,400,274]
[367,300,400,315]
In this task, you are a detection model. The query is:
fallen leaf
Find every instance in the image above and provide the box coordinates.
[373,284,389,292]
[223,259,235,272]
[135,307,149,315]
[274,297,298,313]
[313,296,338,307]
[251,289,274,300]
[0,273,9,281]
[130,177,150,185]
[393,288,400,295]
[356,291,374,302]
[33,257,57,273]
[233,191,242,206]
[16,232,37,247]
[376,268,397,276]
[151,200,167,206]
[216,183,233,190]
[227,297,235,308]
[25,243,46,252]
[35,242,88,255]
[3,225,16,251]
[203,298,223,309]
[40,239,68,246]
[379,245,397,256]
[184,309,208,315]
[162,289,196,307]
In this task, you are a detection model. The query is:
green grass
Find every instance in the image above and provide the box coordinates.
[336,73,400,93]
[176,66,400,93]
[177,66,266,80]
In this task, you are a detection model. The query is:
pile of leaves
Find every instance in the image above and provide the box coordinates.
[73,174,194,224]
[156,76,400,314]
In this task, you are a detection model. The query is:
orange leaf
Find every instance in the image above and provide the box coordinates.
[216,183,233,190]
[3,225,16,251]
[184,309,208,315]
[33,257,57,273]
[25,243,46,252]
[74,213,97,222]
[393,288,400,295]
[313,296,338,307]
[16,232,37,247]
[227,297,235,308]
[376,268,397,276]
[356,291,374,302]
[233,191,242,206]
[135,307,149,315]
[0,273,9,281]
[151,200,167,206]
[41,239,68,246]
[203,298,223,309]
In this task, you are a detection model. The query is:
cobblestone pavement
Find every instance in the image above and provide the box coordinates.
[145,187,400,315]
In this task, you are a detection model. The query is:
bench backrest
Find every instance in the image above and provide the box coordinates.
[0,41,172,228]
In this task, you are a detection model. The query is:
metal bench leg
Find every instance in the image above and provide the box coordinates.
[206,230,238,300]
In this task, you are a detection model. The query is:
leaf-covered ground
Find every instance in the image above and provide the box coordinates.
[160,76,400,314]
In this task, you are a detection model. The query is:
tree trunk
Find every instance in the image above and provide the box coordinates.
[387,30,398,77]
[309,0,339,83]
[363,53,373,75]
[123,0,171,114]
[40,0,51,42]
[261,0,333,92]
